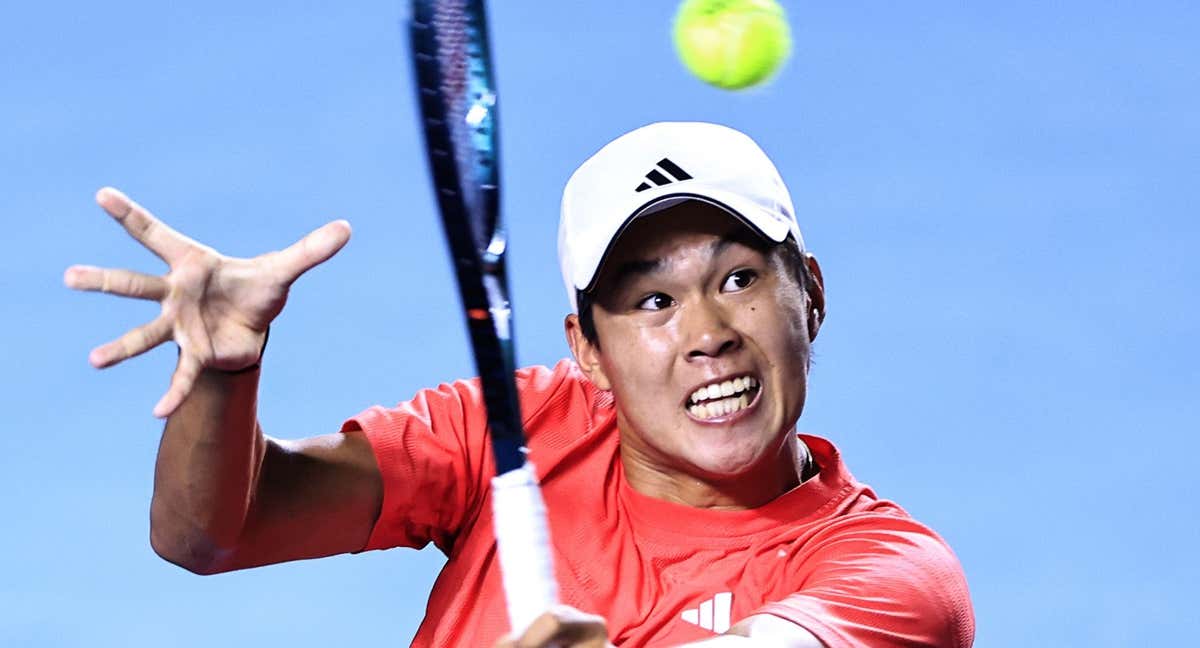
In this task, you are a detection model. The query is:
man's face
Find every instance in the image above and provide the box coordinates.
[568,202,821,483]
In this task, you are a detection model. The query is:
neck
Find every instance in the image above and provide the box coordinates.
[619,433,812,510]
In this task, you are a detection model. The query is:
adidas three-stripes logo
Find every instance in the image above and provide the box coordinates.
[680,592,732,633]
[635,158,693,192]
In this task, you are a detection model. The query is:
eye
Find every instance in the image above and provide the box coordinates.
[636,292,675,311]
[721,269,757,293]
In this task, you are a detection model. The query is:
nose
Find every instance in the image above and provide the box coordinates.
[683,299,741,360]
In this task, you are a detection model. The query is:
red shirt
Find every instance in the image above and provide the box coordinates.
[343,360,974,647]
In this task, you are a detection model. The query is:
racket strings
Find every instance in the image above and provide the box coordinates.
[428,0,500,253]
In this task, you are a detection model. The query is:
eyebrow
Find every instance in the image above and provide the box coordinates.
[607,234,745,290]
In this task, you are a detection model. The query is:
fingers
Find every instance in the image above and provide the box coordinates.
[153,352,202,419]
[64,265,169,301]
[96,187,195,263]
[496,606,610,648]
[270,220,352,284]
[88,316,172,369]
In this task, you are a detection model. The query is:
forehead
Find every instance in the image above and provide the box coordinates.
[592,201,769,291]
[603,201,766,265]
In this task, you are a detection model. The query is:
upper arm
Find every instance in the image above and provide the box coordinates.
[213,363,571,571]
[218,430,383,571]
[348,363,577,554]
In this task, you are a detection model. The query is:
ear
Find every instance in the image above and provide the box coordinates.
[564,314,612,391]
[804,253,826,341]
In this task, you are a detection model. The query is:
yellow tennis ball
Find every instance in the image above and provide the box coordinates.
[673,0,792,90]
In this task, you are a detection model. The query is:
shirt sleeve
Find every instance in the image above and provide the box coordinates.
[756,513,975,648]
[340,363,575,555]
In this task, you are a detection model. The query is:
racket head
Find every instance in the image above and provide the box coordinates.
[410,0,524,473]
[410,0,503,262]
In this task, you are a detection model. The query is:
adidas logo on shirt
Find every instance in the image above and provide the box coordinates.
[635,158,693,192]
[680,592,732,634]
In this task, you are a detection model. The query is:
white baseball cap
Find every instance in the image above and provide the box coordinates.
[558,121,804,311]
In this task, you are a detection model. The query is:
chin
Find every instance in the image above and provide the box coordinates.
[683,443,769,479]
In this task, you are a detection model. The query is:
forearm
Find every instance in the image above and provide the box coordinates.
[150,365,267,573]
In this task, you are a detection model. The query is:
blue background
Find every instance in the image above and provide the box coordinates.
[2,1,1197,646]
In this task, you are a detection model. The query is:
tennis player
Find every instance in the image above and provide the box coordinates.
[67,122,974,647]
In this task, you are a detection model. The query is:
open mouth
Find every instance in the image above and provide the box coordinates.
[686,375,761,420]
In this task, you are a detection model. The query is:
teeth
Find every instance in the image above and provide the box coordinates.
[689,375,758,406]
[687,392,753,420]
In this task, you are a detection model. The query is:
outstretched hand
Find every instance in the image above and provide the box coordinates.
[65,187,351,418]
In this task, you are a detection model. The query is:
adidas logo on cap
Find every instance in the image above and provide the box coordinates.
[635,157,693,192]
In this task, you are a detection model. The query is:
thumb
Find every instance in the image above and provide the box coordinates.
[273,219,352,283]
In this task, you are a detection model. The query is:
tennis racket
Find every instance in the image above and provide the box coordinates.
[408,0,559,637]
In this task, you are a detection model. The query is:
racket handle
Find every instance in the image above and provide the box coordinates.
[491,461,560,636]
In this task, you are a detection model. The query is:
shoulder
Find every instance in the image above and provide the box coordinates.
[515,360,609,419]
[344,360,604,439]
[516,359,615,447]
[513,359,583,411]
[766,435,976,647]
[804,435,970,600]
[787,509,976,646]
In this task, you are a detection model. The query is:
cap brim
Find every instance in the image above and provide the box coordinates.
[578,190,795,293]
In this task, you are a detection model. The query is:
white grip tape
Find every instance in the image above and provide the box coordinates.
[491,461,560,636]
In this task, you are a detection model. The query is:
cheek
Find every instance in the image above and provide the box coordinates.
[597,323,678,401]
[772,283,813,352]
[744,292,810,360]
[597,313,679,362]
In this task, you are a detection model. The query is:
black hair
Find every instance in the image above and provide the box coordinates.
[576,235,816,349]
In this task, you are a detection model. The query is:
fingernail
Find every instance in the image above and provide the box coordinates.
[96,187,124,212]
